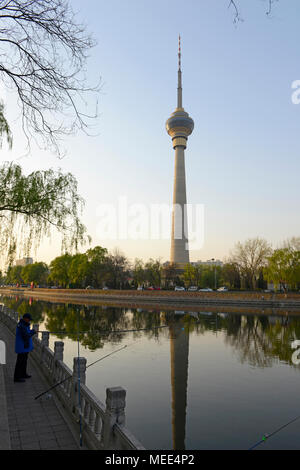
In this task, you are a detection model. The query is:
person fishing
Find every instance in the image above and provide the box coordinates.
[14,313,37,383]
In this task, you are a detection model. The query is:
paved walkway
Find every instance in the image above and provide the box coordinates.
[0,323,79,450]
[0,364,10,449]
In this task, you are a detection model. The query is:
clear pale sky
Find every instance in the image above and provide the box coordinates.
[1,0,300,264]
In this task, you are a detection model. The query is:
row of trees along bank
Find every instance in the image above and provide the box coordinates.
[2,237,300,292]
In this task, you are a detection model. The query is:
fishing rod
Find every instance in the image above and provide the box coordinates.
[34,344,129,401]
[77,312,83,448]
[33,320,206,401]
[248,413,300,450]
[35,316,216,337]
[36,325,171,335]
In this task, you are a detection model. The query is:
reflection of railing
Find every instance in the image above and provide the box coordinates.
[0,305,145,450]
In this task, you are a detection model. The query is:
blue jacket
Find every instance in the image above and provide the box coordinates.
[15,319,36,354]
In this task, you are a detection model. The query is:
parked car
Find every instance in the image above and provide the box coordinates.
[174,286,185,291]
[102,287,109,290]
[137,286,144,291]
[217,286,228,292]
[86,286,95,290]
[188,286,198,292]
[199,288,213,292]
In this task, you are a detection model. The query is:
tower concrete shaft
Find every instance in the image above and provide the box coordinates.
[171,146,189,266]
[166,36,194,269]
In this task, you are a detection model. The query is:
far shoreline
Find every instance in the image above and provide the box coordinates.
[1,287,300,313]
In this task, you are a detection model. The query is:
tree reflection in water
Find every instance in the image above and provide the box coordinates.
[1,295,300,368]
[2,295,300,450]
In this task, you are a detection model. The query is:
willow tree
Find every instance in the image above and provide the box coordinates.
[22,262,49,285]
[144,258,162,288]
[48,253,73,288]
[132,259,146,287]
[0,163,88,264]
[183,263,198,288]
[264,248,300,292]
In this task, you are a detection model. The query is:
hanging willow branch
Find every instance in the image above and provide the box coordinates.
[0,162,89,265]
[0,102,12,148]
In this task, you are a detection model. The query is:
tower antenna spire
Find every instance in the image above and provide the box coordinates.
[177,34,182,109]
[178,34,181,71]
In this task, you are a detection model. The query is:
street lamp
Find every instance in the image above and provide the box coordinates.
[211,258,217,290]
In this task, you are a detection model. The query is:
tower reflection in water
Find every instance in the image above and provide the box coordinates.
[169,321,190,450]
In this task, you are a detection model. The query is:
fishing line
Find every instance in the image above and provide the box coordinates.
[248,414,300,450]
[34,344,130,400]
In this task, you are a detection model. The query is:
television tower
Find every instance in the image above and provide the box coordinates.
[166,36,194,268]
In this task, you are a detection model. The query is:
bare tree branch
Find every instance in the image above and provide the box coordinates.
[228,0,242,23]
[266,0,279,16]
[0,0,99,156]
[228,0,279,23]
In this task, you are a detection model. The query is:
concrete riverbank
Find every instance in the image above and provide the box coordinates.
[1,288,300,311]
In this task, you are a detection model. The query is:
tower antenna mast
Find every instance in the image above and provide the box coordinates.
[177,34,182,109]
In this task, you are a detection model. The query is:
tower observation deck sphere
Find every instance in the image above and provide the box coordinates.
[166,110,194,149]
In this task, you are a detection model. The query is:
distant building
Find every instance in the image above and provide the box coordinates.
[192,260,224,268]
[163,259,224,268]
[15,257,33,267]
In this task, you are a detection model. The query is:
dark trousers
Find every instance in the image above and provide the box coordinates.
[14,353,29,380]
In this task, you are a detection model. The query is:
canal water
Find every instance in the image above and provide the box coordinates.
[2,294,300,450]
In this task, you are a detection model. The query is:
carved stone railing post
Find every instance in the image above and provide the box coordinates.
[71,357,87,417]
[33,324,39,335]
[102,387,126,449]
[41,331,49,347]
[54,341,64,361]
[40,331,50,366]
[53,341,64,381]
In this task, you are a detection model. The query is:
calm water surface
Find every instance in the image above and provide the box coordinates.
[2,295,300,450]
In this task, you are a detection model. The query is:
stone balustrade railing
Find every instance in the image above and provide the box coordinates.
[0,304,145,450]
